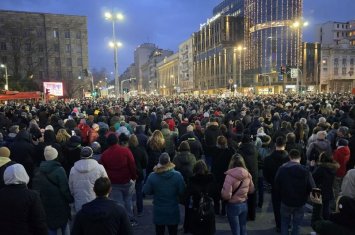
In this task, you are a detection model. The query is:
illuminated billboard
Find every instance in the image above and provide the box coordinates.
[43,82,63,96]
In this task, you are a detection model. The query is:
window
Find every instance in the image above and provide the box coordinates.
[39,57,44,67]
[25,42,31,51]
[37,29,43,37]
[66,58,72,66]
[76,31,81,39]
[350,58,354,66]
[67,71,73,78]
[342,67,347,75]
[343,58,347,65]
[1,56,7,63]
[54,44,59,52]
[0,42,6,50]
[76,45,82,54]
[39,71,44,80]
[38,44,44,53]
[23,29,30,37]
[55,57,60,66]
[334,58,339,66]
[64,31,70,38]
[77,57,82,66]
[65,44,71,53]
[337,24,339,28]
[334,68,339,76]
[56,71,61,79]
[323,68,328,72]
[53,29,59,38]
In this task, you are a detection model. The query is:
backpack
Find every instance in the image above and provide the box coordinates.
[197,193,215,221]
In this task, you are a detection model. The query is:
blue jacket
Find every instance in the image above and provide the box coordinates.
[143,162,185,225]
[275,161,315,207]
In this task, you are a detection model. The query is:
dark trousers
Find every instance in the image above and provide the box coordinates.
[322,199,331,220]
[247,192,257,221]
[135,180,143,213]
[155,225,178,235]
[257,176,264,207]
[271,188,281,229]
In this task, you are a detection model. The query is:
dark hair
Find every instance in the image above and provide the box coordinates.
[319,152,334,163]
[289,149,301,160]
[178,141,190,152]
[286,133,296,143]
[275,136,286,147]
[93,177,111,197]
[193,160,209,175]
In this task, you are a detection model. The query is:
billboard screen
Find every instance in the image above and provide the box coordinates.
[43,82,63,96]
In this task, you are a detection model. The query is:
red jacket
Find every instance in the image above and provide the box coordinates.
[101,144,137,184]
[333,146,350,177]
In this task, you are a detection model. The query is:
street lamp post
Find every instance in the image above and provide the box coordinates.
[105,12,124,98]
[0,64,8,90]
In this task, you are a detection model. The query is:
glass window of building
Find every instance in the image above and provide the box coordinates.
[37,29,43,37]
[1,56,7,63]
[39,71,44,80]
[350,58,354,66]
[67,71,73,78]
[66,58,72,66]
[0,42,6,50]
[334,58,339,66]
[38,44,44,53]
[39,57,44,67]
[53,29,59,38]
[25,42,31,51]
[64,31,70,38]
[26,57,32,65]
[334,68,339,76]
[55,57,60,66]
[342,58,347,65]
[56,71,61,79]
[342,67,347,75]
[65,44,71,53]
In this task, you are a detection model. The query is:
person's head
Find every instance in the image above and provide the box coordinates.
[178,141,190,152]
[128,134,139,148]
[80,146,93,159]
[4,164,29,185]
[107,133,118,146]
[316,131,327,140]
[337,138,349,147]
[281,121,288,129]
[193,160,209,175]
[228,153,246,169]
[161,121,169,129]
[217,135,228,148]
[149,130,165,151]
[93,177,111,197]
[158,152,171,167]
[44,146,58,161]
[186,125,194,132]
[319,152,335,164]
[275,136,286,149]
[119,133,129,146]
[286,132,296,143]
[56,128,71,143]
[90,142,101,154]
[92,123,100,132]
[289,149,301,162]
[0,147,10,158]
[337,126,349,138]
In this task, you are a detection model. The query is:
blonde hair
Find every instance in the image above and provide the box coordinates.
[56,128,71,143]
[148,130,165,151]
[128,134,139,148]
[228,153,247,170]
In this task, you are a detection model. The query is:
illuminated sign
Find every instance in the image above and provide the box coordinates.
[43,82,63,96]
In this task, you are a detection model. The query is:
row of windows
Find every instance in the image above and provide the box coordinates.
[333,67,354,76]
[38,70,75,80]
[0,42,82,54]
[53,29,81,39]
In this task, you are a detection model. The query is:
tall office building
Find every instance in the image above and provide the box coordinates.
[244,0,303,86]
[213,0,244,17]
[0,10,88,97]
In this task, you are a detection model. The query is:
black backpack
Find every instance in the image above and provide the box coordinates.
[197,193,215,221]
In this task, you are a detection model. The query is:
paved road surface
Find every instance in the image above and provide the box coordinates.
[132,192,314,235]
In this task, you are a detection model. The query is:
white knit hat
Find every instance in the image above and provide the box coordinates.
[44,146,58,161]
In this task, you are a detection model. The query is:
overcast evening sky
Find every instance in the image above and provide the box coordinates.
[2,0,355,77]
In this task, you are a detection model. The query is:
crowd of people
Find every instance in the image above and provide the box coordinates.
[0,93,355,235]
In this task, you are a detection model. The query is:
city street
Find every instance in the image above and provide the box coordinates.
[133,193,313,235]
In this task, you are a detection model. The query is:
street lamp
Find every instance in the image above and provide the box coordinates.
[105,11,124,97]
[0,64,8,90]
[236,46,246,93]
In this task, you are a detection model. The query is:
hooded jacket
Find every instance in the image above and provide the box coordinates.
[72,197,133,235]
[333,146,351,177]
[221,167,255,203]
[143,162,185,225]
[69,159,107,212]
[173,151,196,183]
[0,157,16,189]
[313,161,339,200]
[341,169,355,199]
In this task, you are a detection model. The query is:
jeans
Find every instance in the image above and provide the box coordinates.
[226,202,248,235]
[280,203,304,235]
[155,224,178,235]
[110,181,135,218]
[135,180,143,214]
[48,223,68,235]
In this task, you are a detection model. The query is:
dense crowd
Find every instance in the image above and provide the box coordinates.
[0,93,355,235]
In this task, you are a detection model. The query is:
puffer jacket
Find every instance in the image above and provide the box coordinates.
[333,146,351,177]
[221,167,255,203]
[69,159,107,212]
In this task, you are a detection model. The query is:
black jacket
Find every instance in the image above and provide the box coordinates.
[184,173,218,235]
[263,150,289,186]
[129,146,148,182]
[211,146,235,188]
[312,162,339,201]
[203,125,222,156]
[72,197,133,235]
[0,184,47,235]
[275,161,315,207]
[238,142,259,187]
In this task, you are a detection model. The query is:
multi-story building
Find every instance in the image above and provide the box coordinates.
[0,10,88,97]
[349,20,355,46]
[157,53,179,96]
[213,0,244,17]
[178,37,194,93]
[120,63,136,93]
[320,39,355,92]
[316,21,351,46]
[141,49,173,94]
[193,14,244,94]
[244,0,303,92]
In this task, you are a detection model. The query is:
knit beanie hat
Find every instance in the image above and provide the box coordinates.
[44,146,58,161]
[337,138,349,147]
[81,146,93,159]
[158,152,170,166]
[0,147,10,158]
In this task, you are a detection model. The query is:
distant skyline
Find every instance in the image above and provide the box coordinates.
[2,0,355,76]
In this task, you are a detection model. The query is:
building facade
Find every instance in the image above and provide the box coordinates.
[120,63,136,93]
[213,0,244,17]
[301,42,321,92]
[0,10,88,97]
[193,15,244,94]
[178,37,194,93]
[244,0,303,88]
[157,53,179,96]
[316,21,351,46]
[320,39,355,92]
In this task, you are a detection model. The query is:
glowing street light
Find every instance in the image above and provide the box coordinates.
[236,46,246,92]
[0,64,8,90]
